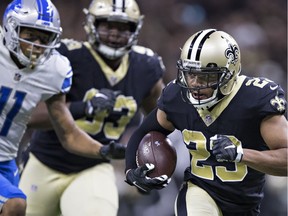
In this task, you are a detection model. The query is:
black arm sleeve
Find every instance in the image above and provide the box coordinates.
[125,108,173,172]
[69,101,86,120]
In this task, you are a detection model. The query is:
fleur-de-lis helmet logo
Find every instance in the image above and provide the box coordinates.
[225,44,240,65]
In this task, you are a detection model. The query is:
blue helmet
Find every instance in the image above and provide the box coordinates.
[2,0,62,68]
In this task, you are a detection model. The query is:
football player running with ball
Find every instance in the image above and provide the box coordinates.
[19,0,165,215]
[125,29,287,216]
[0,0,126,215]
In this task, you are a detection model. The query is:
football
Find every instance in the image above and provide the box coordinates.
[136,131,177,178]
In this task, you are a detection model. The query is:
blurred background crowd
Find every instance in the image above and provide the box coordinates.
[0,0,287,215]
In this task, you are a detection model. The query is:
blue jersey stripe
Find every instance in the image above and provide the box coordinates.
[61,69,73,93]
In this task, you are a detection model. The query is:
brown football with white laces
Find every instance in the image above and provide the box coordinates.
[136,131,177,178]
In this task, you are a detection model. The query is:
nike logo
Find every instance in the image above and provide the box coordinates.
[270,85,278,90]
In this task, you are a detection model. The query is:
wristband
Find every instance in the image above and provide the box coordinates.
[235,144,243,162]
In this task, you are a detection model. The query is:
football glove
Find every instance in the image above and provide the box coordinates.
[85,89,121,117]
[99,141,126,160]
[125,163,170,193]
[211,135,243,162]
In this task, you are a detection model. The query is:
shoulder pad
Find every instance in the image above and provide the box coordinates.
[61,38,83,51]
[132,45,155,57]
[244,76,286,114]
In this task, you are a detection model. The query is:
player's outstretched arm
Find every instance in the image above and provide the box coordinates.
[242,114,288,176]
[211,114,288,176]
[45,93,125,159]
[28,88,121,129]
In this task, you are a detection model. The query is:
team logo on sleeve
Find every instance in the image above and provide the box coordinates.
[270,95,286,113]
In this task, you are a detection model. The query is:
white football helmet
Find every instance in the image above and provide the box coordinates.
[176,29,241,110]
[83,0,144,59]
[2,0,62,68]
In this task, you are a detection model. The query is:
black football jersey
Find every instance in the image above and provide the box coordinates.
[30,39,165,173]
[157,75,286,213]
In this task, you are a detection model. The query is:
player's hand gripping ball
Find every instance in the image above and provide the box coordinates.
[136,131,177,178]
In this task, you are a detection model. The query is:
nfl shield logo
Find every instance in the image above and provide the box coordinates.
[14,73,22,81]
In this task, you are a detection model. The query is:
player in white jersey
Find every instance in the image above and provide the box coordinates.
[0,0,125,215]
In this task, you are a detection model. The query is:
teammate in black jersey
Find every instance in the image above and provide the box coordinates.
[125,29,287,216]
[19,0,165,215]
